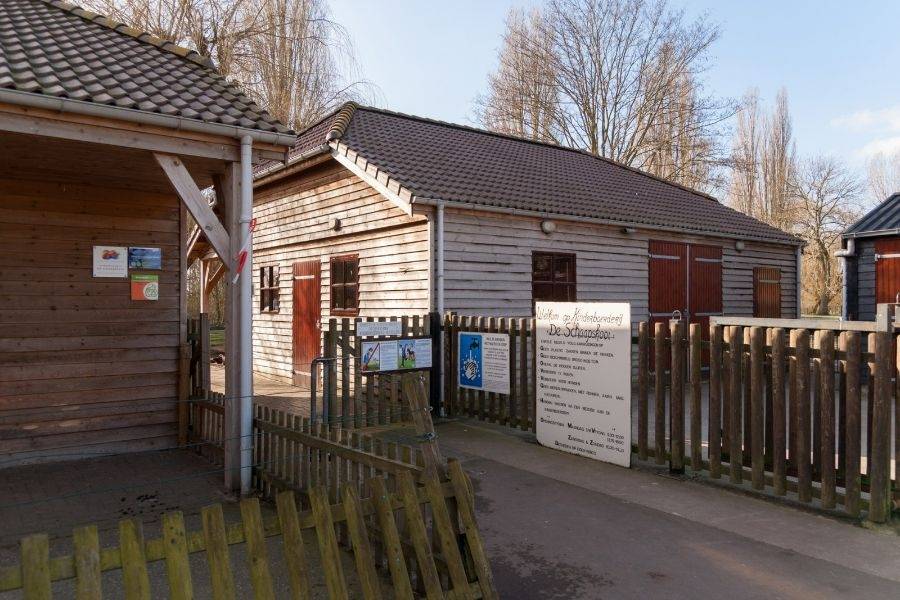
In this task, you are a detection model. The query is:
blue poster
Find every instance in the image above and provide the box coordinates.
[128,247,162,270]
[458,332,483,389]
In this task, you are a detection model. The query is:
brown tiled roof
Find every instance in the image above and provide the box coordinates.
[293,104,799,245]
[0,0,291,134]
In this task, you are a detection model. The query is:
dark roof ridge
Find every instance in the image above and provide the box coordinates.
[334,103,720,204]
[46,0,216,70]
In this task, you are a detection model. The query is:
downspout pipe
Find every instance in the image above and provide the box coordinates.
[436,202,445,314]
[835,238,856,320]
[795,246,803,318]
[239,135,254,495]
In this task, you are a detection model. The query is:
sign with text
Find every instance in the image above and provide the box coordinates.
[356,320,402,338]
[131,274,159,301]
[360,337,432,373]
[458,332,510,395]
[535,302,631,467]
[92,246,127,278]
[128,247,162,270]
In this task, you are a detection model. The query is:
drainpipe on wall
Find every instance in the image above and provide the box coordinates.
[436,202,445,314]
[835,238,856,320]
[239,135,254,495]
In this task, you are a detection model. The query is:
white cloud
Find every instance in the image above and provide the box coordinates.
[831,105,900,133]
[857,136,900,159]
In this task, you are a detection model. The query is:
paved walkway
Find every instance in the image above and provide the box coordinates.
[437,419,900,599]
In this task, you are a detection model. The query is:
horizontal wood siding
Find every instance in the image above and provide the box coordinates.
[0,178,181,463]
[442,208,798,322]
[856,239,877,321]
[252,161,430,382]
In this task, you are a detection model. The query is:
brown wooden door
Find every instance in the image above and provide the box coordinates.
[649,241,687,368]
[292,260,321,387]
[690,245,723,361]
[875,238,900,305]
[753,267,782,318]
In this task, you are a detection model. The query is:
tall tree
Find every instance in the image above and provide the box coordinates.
[83,0,374,130]
[479,0,732,191]
[866,151,900,204]
[792,156,862,315]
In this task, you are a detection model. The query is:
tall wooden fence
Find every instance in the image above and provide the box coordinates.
[0,463,496,599]
[637,320,898,523]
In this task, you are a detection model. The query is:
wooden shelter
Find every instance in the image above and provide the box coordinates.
[0,0,293,492]
[840,192,900,320]
[250,103,802,384]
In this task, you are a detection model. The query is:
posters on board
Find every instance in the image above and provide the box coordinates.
[457,332,510,395]
[130,274,159,301]
[128,247,162,270]
[92,246,128,278]
[535,302,632,467]
[360,338,432,373]
[356,320,402,338]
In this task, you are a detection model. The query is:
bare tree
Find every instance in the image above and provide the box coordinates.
[84,0,375,130]
[792,156,862,315]
[478,0,732,191]
[727,88,796,231]
[866,151,900,204]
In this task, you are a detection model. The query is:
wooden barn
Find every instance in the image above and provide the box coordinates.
[0,0,292,480]
[840,192,900,320]
[252,103,801,384]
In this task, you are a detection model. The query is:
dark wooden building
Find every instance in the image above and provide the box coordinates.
[840,193,900,320]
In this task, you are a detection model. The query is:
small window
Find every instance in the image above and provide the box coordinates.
[533,252,576,307]
[259,266,280,313]
[330,254,359,316]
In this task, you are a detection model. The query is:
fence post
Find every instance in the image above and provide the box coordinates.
[178,342,191,446]
[796,329,812,503]
[750,326,765,490]
[869,331,892,523]
[728,326,743,484]
[199,313,210,392]
[689,323,702,471]
[845,331,862,517]
[429,311,443,417]
[669,320,685,474]
[637,322,649,461]
[326,319,338,425]
[819,330,836,509]
[709,324,722,479]
[654,322,667,465]
[771,328,786,495]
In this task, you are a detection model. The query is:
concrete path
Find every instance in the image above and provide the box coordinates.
[437,419,900,600]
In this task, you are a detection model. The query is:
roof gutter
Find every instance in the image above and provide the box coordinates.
[412,197,805,248]
[843,228,900,240]
[0,87,295,147]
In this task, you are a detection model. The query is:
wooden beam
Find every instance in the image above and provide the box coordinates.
[330,144,413,216]
[155,153,230,263]
[205,260,226,295]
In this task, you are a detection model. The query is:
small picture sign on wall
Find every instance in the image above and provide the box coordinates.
[131,274,159,301]
[92,246,128,278]
[128,247,162,270]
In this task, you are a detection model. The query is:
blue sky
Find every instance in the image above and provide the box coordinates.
[331,0,900,181]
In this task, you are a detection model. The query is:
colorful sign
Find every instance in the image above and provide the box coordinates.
[535,302,632,468]
[457,332,510,394]
[128,247,162,270]
[92,246,128,278]
[360,337,432,373]
[356,320,403,338]
[131,274,159,301]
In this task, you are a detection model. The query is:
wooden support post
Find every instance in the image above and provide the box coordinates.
[750,327,765,490]
[654,322,667,465]
[845,332,861,517]
[819,330,837,509]
[690,323,702,471]
[178,343,191,446]
[796,330,812,503]
[869,331,892,523]
[670,320,685,473]
[729,326,743,484]
[709,324,723,479]
[638,322,649,461]
[771,328,786,495]
[788,329,798,477]
[199,312,210,393]
[812,331,822,481]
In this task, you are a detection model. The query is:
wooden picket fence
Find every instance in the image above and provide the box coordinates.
[0,462,497,599]
[637,320,899,523]
[442,314,536,431]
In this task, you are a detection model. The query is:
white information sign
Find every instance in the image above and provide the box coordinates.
[535,302,631,467]
[356,320,403,338]
[458,332,510,395]
[92,246,128,278]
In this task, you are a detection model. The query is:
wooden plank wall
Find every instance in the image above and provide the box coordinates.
[855,239,877,321]
[0,178,182,463]
[252,161,431,382]
[442,208,799,321]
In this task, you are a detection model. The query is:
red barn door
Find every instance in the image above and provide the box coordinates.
[292,260,321,387]
[875,238,900,305]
